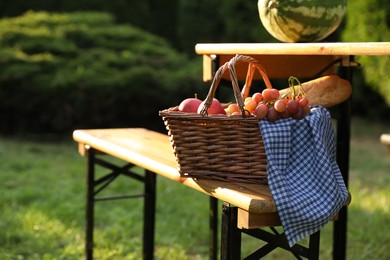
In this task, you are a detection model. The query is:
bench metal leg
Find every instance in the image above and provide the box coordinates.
[143,170,156,260]
[221,202,241,260]
[85,147,156,260]
[308,231,320,260]
[221,202,321,260]
[86,147,95,260]
[209,197,218,260]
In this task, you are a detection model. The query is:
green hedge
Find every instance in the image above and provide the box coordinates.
[342,0,390,117]
[0,11,206,133]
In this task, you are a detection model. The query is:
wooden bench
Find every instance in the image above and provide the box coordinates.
[380,134,390,155]
[73,128,277,214]
[73,127,350,260]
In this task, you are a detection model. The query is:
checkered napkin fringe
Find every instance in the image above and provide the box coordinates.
[259,106,349,247]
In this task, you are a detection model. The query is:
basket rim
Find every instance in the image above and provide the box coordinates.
[159,108,259,122]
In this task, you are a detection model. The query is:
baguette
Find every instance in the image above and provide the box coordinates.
[280,75,352,107]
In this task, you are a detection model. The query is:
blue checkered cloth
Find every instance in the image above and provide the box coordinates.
[259,106,349,247]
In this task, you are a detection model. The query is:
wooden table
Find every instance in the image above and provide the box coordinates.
[74,42,390,260]
[195,42,390,259]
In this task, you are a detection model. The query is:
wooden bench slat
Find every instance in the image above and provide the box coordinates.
[190,179,276,213]
[380,133,390,155]
[74,128,179,179]
[73,128,277,213]
[237,209,281,229]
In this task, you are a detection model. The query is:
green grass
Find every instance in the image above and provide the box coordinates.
[0,117,389,259]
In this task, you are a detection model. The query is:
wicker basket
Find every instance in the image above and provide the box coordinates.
[160,55,274,184]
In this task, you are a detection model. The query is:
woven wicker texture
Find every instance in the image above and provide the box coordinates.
[160,55,273,184]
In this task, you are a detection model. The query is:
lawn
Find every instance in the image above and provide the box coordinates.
[0,117,389,259]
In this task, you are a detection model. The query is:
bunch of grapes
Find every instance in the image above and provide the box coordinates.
[225,77,311,123]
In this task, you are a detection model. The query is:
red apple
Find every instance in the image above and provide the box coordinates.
[197,98,226,115]
[178,98,202,113]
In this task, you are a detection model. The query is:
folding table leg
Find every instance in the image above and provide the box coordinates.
[334,58,352,260]
[86,147,95,260]
[221,202,241,260]
[143,170,156,260]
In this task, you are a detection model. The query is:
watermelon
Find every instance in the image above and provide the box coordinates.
[258,0,347,43]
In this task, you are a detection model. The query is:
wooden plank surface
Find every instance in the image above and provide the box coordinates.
[73,128,179,180]
[195,42,390,56]
[73,128,277,213]
[237,209,281,229]
[380,134,390,155]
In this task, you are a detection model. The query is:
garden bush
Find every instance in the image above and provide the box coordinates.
[0,11,206,134]
[342,0,390,118]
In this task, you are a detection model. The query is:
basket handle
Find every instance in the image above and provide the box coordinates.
[235,55,273,99]
[200,54,273,116]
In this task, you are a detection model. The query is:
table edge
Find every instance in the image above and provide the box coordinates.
[195,42,390,56]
